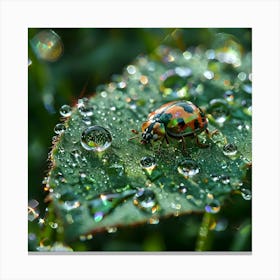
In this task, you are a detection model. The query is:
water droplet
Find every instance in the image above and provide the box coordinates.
[49,222,58,229]
[205,199,221,214]
[63,201,81,211]
[140,156,157,170]
[223,143,238,157]
[223,90,234,102]
[127,65,136,75]
[177,159,200,178]
[81,116,92,126]
[208,99,230,126]
[210,174,220,182]
[160,68,191,97]
[59,104,72,117]
[28,58,32,66]
[237,72,247,81]
[106,226,118,233]
[178,183,188,194]
[203,70,214,80]
[54,123,66,135]
[133,189,159,214]
[240,188,252,200]
[81,125,112,152]
[220,175,230,184]
[242,84,252,94]
[78,106,94,117]
[30,29,63,62]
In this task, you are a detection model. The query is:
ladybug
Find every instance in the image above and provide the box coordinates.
[130,100,214,148]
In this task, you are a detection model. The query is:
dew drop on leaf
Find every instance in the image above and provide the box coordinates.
[177,159,200,178]
[133,189,159,214]
[140,156,156,170]
[240,188,252,200]
[223,143,238,157]
[54,123,66,135]
[81,125,112,152]
[59,104,72,117]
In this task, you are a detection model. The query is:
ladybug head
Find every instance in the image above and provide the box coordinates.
[141,121,166,144]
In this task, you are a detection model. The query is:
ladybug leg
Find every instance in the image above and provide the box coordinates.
[195,135,209,148]
[205,128,219,138]
[180,136,187,152]
[164,135,169,145]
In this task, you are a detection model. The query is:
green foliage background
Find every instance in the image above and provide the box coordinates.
[28,28,251,251]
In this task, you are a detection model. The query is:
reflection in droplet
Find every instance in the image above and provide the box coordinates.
[59,104,72,117]
[133,189,159,214]
[81,125,112,152]
[54,123,66,135]
[30,29,63,62]
[177,159,200,178]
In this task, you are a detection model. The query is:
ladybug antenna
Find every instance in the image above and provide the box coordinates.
[128,129,141,141]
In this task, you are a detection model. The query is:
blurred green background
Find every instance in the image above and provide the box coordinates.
[28,28,251,251]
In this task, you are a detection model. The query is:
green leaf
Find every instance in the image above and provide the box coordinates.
[42,39,251,245]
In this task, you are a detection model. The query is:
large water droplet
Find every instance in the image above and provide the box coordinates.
[223,143,238,157]
[140,156,157,170]
[81,125,112,152]
[208,99,230,126]
[59,104,72,117]
[133,189,159,214]
[177,159,200,178]
[30,29,63,62]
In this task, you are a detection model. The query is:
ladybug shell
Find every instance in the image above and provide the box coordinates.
[146,101,208,138]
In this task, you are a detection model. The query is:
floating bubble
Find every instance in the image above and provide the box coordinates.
[140,156,157,170]
[81,125,112,152]
[205,199,221,214]
[59,104,72,117]
[30,29,63,62]
[177,159,200,178]
[133,189,159,214]
[54,123,66,135]
[223,143,238,157]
